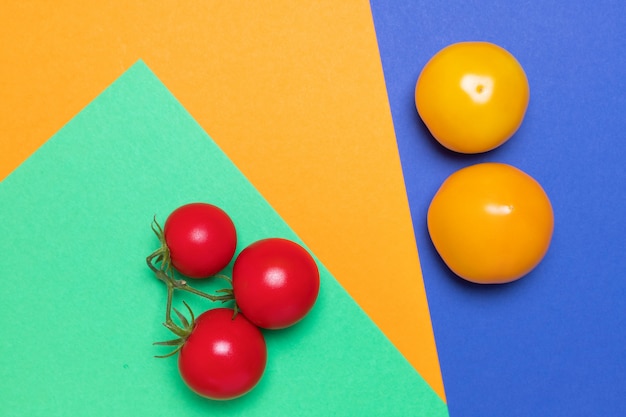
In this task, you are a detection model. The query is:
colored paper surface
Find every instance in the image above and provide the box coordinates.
[0,1,444,399]
[370,1,626,416]
[0,62,448,416]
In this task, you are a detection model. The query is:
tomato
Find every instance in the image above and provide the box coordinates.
[427,163,553,284]
[415,42,529,153]
[232,238,320,329]
[163,203,237,278]
[178,308,267,400]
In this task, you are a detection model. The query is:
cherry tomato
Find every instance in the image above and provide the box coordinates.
[415,42,529,153]
[232,238,320,329]
[164,203,237,278]
[178,308,267,400]
[427,163,553,284]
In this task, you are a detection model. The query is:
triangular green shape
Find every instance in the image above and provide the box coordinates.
[0,61,448,416]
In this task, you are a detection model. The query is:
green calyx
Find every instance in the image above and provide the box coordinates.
[148,216,173,277]
[153,301,195,358]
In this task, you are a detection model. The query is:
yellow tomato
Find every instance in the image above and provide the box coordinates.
[427,163,553,284]
[415,42,529,153]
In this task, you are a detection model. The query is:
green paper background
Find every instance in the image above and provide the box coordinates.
[0,61,447,416]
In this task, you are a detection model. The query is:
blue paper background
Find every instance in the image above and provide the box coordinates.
[370,1,626,416]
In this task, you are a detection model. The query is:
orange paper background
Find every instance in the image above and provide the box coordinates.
[0,1,444,400]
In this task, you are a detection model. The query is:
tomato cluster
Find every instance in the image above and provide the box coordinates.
[415,42,554,284]
[146,202,320,400]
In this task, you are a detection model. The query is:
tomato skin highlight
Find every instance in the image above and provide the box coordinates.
[427,163,554,284]
[163,203,237,278]
[178,308,267,400]
[415,41,529,154]
[232,238,320,330]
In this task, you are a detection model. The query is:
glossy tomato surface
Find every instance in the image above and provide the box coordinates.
[415,42,529,153]
[178,308,267,400]
[427,163,554,284]
[164,203,237,278]
[232,238,320,329]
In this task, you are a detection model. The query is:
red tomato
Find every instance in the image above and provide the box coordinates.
[164,203,237,278]
[232,238,320,329]
[178,308,267,400]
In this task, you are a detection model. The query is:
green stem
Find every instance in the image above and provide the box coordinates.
[174,282,233,302]
[146,217,237,342]
[146,252,235,337]
[146,253,234,302]
[164,279,175,327]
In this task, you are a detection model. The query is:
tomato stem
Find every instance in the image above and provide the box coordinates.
[176,283,233,302]
[147,254,234,303]
[163,277,178,331]
[147,217,238,354]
